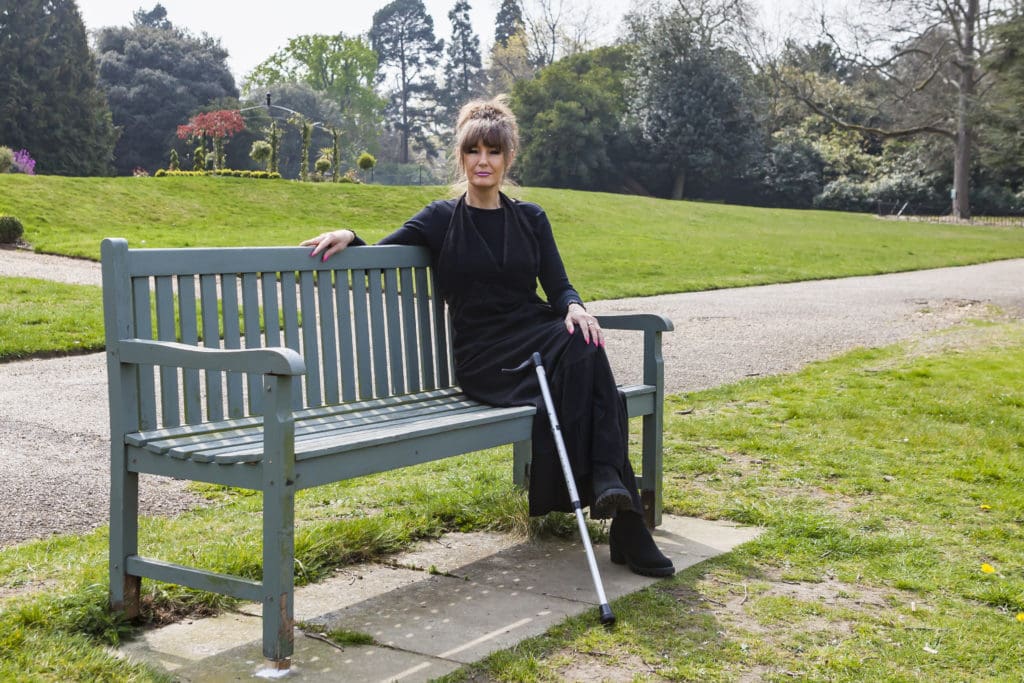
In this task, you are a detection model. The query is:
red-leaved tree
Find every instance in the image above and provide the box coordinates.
[177,110,246,171]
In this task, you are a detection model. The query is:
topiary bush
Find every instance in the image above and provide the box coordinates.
[0,215,25,244]
[0,146,13,173]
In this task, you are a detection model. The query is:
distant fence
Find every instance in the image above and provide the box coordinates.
[878,214,1024,228]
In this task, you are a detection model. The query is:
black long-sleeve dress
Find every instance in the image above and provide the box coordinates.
[354,193,642,518]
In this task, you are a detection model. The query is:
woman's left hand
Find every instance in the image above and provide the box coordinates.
[565,303,603,346]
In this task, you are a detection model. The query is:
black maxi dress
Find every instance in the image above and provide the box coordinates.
[357,193,642,518]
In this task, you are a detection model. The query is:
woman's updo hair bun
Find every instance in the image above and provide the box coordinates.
[452,95,519,187]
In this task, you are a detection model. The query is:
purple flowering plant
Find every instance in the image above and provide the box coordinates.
[12,149,35,175]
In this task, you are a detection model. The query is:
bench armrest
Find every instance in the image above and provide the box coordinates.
[595,313,674,333]
[116,339,306,376]
[596,313,672,388]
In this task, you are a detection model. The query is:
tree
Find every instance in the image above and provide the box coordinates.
[369,0,444,163]
[0,0,118,175]
[626,5,764,199]
[95,5,238,175]
[799,0,1012,218]
[980,7,1024,193]
[176,110,246,170]
[243,33,385,161]
[495,0,525,47]
[521,0,600,68]
[512,47,630,191]
[488,28,535,95]
[250,140,272,171]
[441,1,488,116]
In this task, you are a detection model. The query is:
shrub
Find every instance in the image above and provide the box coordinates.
[250,140,272,171]
[0,215,25,244]
[11,149,35,175]
[339,169,363,184]
[0,146,13,173]
[169,149,180,171]
[153,168,282,180]
[357,152,376,172]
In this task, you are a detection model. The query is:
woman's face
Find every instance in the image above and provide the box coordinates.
[463,139,507,193]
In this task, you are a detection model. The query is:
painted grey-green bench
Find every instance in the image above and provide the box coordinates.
[100,237,672,667]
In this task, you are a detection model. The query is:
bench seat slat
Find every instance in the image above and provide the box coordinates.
[202,403,536,465]
[125,387,465,446]
[192,403,526,464]
[128,384,656,466]
[156,395,493,460]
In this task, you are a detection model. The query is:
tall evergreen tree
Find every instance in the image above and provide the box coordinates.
[513,47,629,192]
[0,0,118,175]
[95,5,238,175]
[494,0,524,47]
[626,7,763,200]
[369,0,443,163]
[442,1,487,116]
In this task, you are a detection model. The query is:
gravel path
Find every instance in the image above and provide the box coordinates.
[1,250,1021,547]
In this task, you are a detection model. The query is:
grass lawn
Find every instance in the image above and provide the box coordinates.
[3,175,1024,303]
[1,320,1022,680]
[3,175,1024,362]
[442,320,1024,681]
[0,277,104,361]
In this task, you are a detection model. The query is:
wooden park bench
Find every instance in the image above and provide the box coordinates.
[100,237,672,667]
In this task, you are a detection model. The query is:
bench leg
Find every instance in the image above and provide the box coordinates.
[110,448,140,618]
[641,413,663,529]
[262,375,296,666]
[262,480,296,666]
[513,439,532,489]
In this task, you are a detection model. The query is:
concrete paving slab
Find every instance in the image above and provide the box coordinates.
[291,565,428,622]
[313,572,581,664]
[117,515,762,680]
[445,515,762,606]
[161,635,461,683]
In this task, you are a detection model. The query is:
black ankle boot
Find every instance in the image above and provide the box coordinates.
[609,510,675,577]
[591,466,633,517]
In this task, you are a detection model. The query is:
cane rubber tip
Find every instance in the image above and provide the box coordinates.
[599,604,615,626]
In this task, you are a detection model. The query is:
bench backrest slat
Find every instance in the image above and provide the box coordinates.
[367,269,388,397]
[399,269,420,393]
[154,275,180,426]
[384,268,404,395]
[221,274,245,418]
[350,271,372,399]
[334,271,357,402]
[102,241,454,432]
[317,272,340,405]
[280,271,303,407]
[132,277,158,430]
[177,274,202,424]
[299,270,322,407]
[415,269,436,390]
[241,272,263,414]
[200,273,224,421]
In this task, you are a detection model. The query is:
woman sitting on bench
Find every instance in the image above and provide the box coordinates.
[301,96,673,578]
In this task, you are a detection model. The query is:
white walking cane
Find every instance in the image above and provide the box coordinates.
[506,352,615,625]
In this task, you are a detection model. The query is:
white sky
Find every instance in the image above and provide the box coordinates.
[75,0,819,83]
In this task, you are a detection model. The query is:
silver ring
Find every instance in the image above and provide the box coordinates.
[588,322,595,327]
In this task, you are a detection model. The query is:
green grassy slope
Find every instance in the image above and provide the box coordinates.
[3,175,1024,301]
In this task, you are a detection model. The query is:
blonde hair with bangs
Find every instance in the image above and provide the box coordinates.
[451,95,519,194]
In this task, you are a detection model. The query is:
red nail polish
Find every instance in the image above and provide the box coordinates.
[322,254,328,262]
